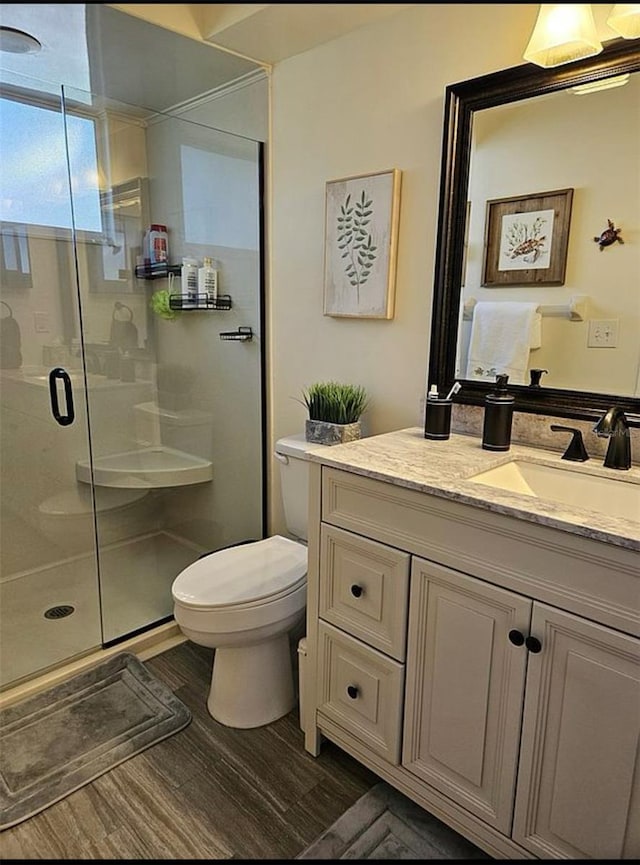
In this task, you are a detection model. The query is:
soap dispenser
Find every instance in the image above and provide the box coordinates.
[482,374,515,451]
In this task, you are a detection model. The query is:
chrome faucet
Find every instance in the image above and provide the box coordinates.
[593,406,631,470]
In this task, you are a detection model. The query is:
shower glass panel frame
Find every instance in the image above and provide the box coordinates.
[0,72,266,690]
[0,74,102,687]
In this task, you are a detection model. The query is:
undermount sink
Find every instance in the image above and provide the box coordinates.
[468,460,640,524]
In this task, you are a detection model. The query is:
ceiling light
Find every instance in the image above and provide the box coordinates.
[0,26,41,55]
[524,5,602,68]
[569,73,631,94]
[607,4,640,38]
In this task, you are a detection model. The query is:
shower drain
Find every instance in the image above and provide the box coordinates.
[44,605,75,620]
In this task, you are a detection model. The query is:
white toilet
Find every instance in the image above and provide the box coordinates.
[171,434,318,728]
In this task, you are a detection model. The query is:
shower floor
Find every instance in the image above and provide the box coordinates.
[0,530,204,689]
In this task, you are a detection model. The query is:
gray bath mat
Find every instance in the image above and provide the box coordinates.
[298,781,491,859]
[0,652,191,830]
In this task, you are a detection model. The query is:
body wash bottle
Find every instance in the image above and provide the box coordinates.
[198,257,218,304]
[181,257,199,306]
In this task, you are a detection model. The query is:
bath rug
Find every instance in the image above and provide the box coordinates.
[297,781,491,859]
[0,652,191,830]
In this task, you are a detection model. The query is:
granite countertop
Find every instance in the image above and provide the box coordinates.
[306,427,640,552]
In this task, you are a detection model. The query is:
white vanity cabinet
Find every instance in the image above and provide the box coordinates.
[304,462,640,860]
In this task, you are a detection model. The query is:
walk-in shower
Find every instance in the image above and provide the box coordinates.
[0,5,268,689]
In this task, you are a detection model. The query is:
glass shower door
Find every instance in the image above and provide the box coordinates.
[0,74,102,687]
[64,85,265,644]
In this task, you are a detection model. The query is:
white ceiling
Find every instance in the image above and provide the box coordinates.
[195,4,417,65]
[110,4,416,66]
[0,5,260,111]
[0,4,417,109]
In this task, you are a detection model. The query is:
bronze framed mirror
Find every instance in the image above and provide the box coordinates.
[428,38,640,421]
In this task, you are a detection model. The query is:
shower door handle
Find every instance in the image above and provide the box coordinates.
[49,367,75,426]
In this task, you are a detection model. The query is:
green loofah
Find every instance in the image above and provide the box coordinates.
[150,289,177,320]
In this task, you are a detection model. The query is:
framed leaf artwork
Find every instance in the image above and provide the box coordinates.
[323,169,401,318]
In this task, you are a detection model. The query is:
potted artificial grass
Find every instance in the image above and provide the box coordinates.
[300,381,368,445]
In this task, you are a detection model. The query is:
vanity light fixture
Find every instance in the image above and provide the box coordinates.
[0,26,41,55]
[523,4,602,68]
[606,4,640,38]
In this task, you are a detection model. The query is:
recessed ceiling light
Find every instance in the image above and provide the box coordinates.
[0,26,42,55]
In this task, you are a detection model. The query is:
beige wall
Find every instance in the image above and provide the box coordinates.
[267,4,541,533]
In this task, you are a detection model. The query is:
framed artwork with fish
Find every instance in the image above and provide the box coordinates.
[481,188,573,287]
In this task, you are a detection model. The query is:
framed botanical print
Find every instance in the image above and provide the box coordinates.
[323,168,401,318]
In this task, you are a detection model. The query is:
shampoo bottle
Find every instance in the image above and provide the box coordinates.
[144,224,168,268]
[198,257,218,304]
[482,374,514,451]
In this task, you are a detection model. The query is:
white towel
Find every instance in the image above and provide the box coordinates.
[466,301,540,385]
[530,312,542,350]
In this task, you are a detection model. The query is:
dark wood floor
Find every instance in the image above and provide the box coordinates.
[1,641,379,860]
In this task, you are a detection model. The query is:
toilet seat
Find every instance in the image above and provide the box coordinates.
[171,535,307,611]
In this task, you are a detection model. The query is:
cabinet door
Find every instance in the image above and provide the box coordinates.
[403,558,531,834]
[513,603,640,859]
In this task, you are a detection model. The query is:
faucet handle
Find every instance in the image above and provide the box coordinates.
[529,368,548,388]
[550,425,590,462]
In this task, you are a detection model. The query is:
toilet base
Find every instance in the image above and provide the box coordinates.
[207,633,296,728]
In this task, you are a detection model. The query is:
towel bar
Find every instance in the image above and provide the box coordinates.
[462,295,587,322]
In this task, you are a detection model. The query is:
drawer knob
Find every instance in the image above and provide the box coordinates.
[350,584,364,598]
[508,629,525,646]
[525,635,542,653]
[346,685,359,699]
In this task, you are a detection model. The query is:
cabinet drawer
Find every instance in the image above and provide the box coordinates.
[317,621,404,764]
[321,466,639,637]
[319,524,410,661]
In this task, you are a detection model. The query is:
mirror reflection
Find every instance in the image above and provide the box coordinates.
[456,70,639,396]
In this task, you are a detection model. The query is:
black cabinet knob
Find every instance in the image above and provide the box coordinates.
[525,635,542,653]
[350,584,363,598]
[508,629,525,646]
[346,685,359,699]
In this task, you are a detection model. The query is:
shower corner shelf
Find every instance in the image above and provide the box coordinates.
[169,293,232,312]
[134,264,181,280]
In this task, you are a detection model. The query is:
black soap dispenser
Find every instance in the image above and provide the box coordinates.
[482,374,515,451]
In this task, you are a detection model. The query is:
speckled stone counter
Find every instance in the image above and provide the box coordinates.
[306,428,640,551]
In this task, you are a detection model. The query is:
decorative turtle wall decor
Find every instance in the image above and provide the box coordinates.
[593,219,624,251]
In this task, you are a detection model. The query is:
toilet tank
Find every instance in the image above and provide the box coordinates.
[274,435,320,542]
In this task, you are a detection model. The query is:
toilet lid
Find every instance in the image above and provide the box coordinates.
[171,535,307,609]
[39,486,147,516]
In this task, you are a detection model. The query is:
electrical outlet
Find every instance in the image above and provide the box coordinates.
[587,319,618,348]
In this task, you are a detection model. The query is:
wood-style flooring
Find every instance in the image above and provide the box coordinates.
[0,640,379,860]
